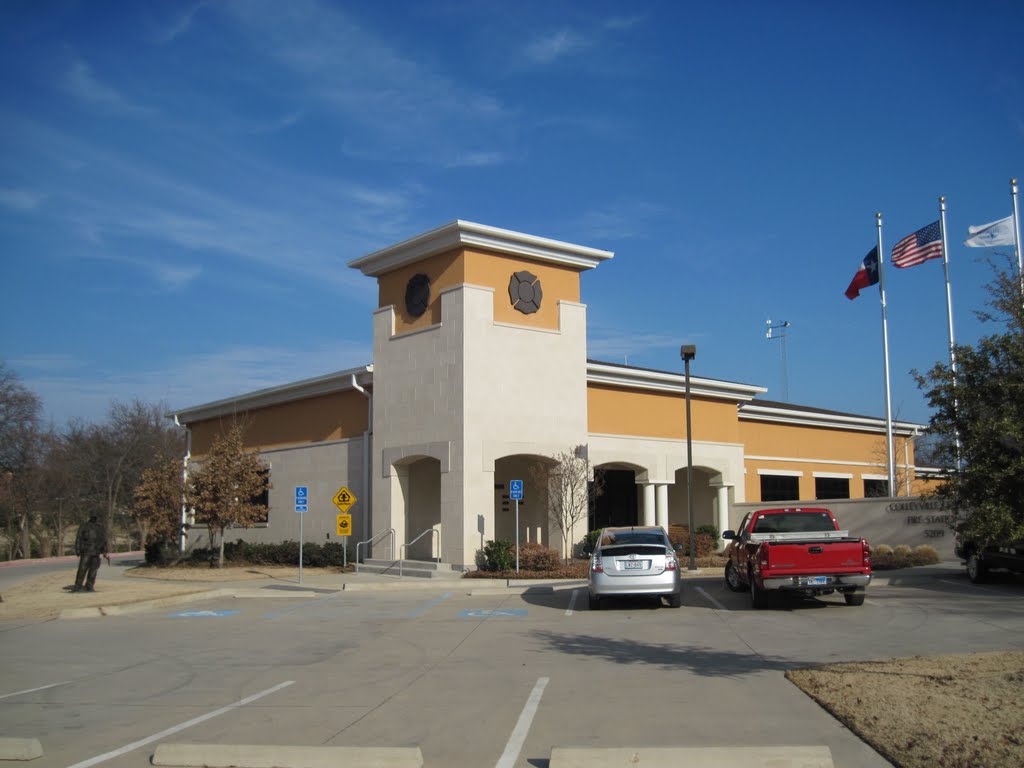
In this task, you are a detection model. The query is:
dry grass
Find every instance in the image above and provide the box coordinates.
[787,651,1024,768]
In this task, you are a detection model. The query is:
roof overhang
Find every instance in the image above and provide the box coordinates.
[171,365,373,425]
[348,220,614,277]
[739,402,925,436]
[586,361,766,403]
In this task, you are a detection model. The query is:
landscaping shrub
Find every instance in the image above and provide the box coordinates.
[696,524,720,542]
[667,525,715,557]
[871,543,941,570]
[144,539,180,565]
[910,544,941,567]
[580,528,603,557]
[481,539,515,572]
[182,540,350,567]
[517,542,561,571]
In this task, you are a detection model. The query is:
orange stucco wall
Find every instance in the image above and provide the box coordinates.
[188,389,370,456]
[740,418,919,500]
[587,384,741,443]
[376,247,582,335]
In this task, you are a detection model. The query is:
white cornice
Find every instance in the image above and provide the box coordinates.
[347,220,614,276]
[586,361,766,403]
[739,403,924,435]
[171,365,373,424]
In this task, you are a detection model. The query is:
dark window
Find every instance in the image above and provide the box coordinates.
[760,474,800,502]
[864,479,889,498]
[815,477,850,500]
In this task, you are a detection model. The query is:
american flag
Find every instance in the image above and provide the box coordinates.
[891,220,943,268]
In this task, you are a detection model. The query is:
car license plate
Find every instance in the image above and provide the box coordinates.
[807,576,828,586]
[623,560,646,570]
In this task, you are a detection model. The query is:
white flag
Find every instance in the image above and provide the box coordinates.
[964,215,1015,247]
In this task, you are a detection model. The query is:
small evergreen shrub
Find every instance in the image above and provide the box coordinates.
[481,539,515,572]
[870,543,941,569]
[696,524,720,542]
[581,528,604,557]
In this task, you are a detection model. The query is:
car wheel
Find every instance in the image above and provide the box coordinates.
[967,553,988,584]
[667,591,682,608]
[750,571,769,610]
[844,590,866,606]
[725,560,745,592]
[588,594,602,610]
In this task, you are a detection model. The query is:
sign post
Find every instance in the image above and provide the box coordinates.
[509,480,523,574]
[295,486,308,584]
[333,486,357,568]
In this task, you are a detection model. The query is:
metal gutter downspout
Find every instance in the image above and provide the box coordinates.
[173,414,192,554]
[350,373,372,548]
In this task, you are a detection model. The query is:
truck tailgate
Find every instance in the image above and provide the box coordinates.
[763,540,866,574]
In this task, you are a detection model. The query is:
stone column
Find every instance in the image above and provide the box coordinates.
[715,484,731,550]
[642,484,656,527]
[656,484,670,530]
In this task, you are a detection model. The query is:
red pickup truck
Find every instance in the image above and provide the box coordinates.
[722,507,872,609]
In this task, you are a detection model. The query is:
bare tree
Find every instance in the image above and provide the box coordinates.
[186,421,269,568]
[530,445,603,562]
[0,363,43,559]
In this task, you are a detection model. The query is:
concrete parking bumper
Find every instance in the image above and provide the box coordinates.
[549,745,834,768]
[152,743,423,768]
[0,737,43,761]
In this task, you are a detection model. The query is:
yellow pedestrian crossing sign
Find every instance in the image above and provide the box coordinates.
[336,514,352,537]
[333,486,357,513]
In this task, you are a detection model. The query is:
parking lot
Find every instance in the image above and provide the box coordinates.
[2,566,1024,768]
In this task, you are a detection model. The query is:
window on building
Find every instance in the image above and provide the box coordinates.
[864,478,889,498]
[815,476,850,500]
[760,474,800,502]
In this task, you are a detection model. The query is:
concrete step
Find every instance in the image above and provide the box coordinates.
[357,559,464,579]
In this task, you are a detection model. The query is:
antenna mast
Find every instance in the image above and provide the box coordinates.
[765,318,792,402]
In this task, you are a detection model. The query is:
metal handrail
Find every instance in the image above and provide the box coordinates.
[398,527,440,577]
[355,528,395,573]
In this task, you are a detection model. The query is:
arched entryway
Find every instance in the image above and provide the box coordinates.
[398,456,442,560]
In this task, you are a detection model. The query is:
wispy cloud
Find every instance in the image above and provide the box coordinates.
[444,151,506,169]
[64,59,153,115]
[523,29,591,65]
[218,0,510,166]
[0,186,45,211]
[18,340,374,426]
[155,1,209,44]
[573,200,669,241]
[586,330,682,362]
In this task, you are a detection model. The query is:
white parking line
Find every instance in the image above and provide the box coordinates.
[694,586,727,611]
[565,589,579,616]
[64,681,294,768]
[495,677,548,768]
[0,681,72,701]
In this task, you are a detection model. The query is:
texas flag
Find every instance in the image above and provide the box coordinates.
[845,246,879,300]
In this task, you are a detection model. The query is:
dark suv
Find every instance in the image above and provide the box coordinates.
[955,535,1024,583]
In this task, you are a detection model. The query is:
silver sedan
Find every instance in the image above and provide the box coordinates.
[588,526,683,609]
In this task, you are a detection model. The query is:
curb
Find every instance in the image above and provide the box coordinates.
[152,743,423,768]
[549,745,834,768]
[0,738,43,761]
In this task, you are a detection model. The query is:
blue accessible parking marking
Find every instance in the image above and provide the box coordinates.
[168,609,240,618]
[458,608,527,618]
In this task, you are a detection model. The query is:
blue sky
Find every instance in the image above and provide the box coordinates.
[2,0,1023,429]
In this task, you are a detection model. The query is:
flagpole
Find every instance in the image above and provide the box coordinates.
[876,212,896,493]
[1012,178,1023,296]
[938,196,963,471]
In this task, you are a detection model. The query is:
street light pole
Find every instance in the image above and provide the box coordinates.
[680,344,697,571]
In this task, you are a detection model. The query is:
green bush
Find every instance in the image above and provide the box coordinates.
[580,528,603,557]
[481,539,515,572]
[518,542,561,571]
[185,540,351,567]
